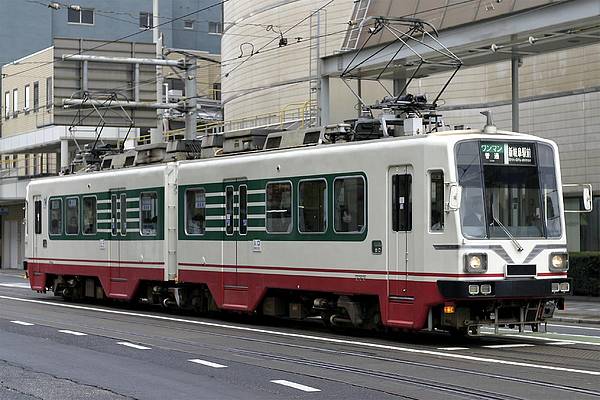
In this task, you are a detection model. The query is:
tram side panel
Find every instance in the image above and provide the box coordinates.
[175,139,454,329]
[26,166,168,300]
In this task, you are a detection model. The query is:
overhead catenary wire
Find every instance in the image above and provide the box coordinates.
[3,0,230,80]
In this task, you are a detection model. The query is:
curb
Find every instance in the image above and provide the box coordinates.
[550,317,600,325]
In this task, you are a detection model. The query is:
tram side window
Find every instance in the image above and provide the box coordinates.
[49,198,62,235]
[65,197,79,235]
[266,182,292,233]
[299,179,327,233]
[186,188,206,235]
[430,171,444,231]
[334,176,365,233]
[34,200,42,234]
[140,192,158,236]
[392,174,412,231]
[82,196,97,235]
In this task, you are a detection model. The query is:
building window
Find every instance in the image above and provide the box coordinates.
[4,91,9,119]
[49,198,63,235]
[46,77,53,108]
[430,171,444,231]
[139,12,153,29]
[24,85,31,112]
[65,197,79,235]
[334,176,366,233]
[68,7,94,25]
[213,83,221,101]
[208,21,222,34]
[82,196,97,235]
[185,188,206,235]
[266,182,292,233]
[33,82,39,111]
[298,179,327,233]
[184,19,194,30]
[140,192,158,236]
[12,89,18,117]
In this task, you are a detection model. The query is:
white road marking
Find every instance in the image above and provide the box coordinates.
[10,320,34,326]
[483,344,535,349]
[116,342,151,350]
[1,295,599,376]
[501,333,600,347]
[437,347,469,351]
[58,330,88,336]
[0,283,30,289]
[270,380,321,392]
[547,341,576,346]
[188,359,228,368]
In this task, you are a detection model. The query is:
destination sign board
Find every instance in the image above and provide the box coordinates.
[480,142,535,165]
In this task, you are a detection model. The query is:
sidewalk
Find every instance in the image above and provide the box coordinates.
[553,296,600,325]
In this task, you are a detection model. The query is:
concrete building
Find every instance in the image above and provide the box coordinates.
[0,0,222,269]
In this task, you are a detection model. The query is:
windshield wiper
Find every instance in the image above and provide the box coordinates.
[490,214,524,252]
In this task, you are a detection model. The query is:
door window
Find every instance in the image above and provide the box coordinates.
[239,185,248,235]
[392,174,412,232]
[225,186,234,235]
[120,193,127,235]
[34,200,42,234]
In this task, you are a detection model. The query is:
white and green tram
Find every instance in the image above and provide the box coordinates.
[25,127,581,334]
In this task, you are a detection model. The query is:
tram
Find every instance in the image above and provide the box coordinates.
[24,114,587,335]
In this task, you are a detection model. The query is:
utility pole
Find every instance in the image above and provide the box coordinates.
[184,56,198,140]
[151,0,164,144]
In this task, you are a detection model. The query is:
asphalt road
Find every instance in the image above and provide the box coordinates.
[0,272,599,400]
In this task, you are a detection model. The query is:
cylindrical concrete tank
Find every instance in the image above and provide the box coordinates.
[222,0,355,125]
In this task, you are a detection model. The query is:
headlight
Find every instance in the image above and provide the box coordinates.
[549,253,568,272]
[464,253,488,273]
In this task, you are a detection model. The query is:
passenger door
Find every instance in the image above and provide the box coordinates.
[222,179,249,308]
[388,166,413,298]
[32,195,43,261]
[108,189,128,297]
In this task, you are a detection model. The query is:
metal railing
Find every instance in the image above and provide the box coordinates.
[159,100,317,141]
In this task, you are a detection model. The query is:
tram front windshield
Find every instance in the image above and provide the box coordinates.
[456,140,561,239]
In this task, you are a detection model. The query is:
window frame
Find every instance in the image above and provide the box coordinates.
[139,191,158,237]
[184,19,194,30]
[82,195,97,236]
[297,178,328,234]
[24,84,30,112]
[48,197,63,236]
[4,91,9,119]
[139,12,153,29]
[12,89,18,116]
[33,81,39,112]
[68,7,95,25]
[185,187,207,236]
[265,180,293,234]
[65,196,80,236]
[333,175,367,234]
[428,169,445,233]
[208,21,223,35]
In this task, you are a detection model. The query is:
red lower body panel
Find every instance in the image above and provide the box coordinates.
[27,259,445,330]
